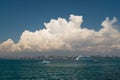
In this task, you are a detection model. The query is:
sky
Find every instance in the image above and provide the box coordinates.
[0,0,120,57]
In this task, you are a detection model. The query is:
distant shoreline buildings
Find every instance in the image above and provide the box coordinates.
[0,55,119,60]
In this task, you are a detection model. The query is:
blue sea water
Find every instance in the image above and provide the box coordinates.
[0,58,120,80]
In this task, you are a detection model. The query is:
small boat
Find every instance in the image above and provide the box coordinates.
[75,55,92,61]
[75,55,83,60]
[42,60,50,64]
[93,59,99,63]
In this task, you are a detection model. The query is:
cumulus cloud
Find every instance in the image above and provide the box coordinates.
[0,14,120,56]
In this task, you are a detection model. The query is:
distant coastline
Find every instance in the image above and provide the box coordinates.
[0,55,120,60]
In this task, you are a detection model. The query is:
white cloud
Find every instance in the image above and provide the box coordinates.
[0,14,120,56]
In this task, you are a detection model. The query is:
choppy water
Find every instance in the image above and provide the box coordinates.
[0,58,120,80]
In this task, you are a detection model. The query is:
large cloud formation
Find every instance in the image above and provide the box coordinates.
[0,15,120,56]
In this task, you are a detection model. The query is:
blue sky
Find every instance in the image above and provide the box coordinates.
[1,0,120,56]
[0,0,120,42]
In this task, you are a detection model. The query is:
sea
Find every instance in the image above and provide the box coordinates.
[0,58,120,80]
